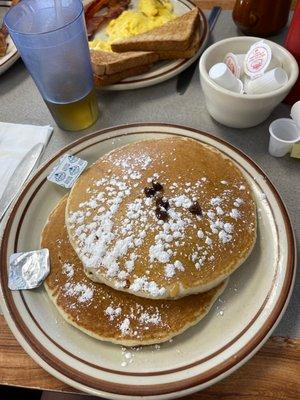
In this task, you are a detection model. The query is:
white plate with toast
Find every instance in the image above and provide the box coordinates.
[0,1,19,75]
[0,123,295,399]
[90,0,209,90]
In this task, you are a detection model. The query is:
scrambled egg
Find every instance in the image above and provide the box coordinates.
[89,0,176,52]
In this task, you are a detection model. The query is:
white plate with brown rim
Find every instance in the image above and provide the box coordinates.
[0,1,19,75]
[90,0,209,90]
[0,123,296,399]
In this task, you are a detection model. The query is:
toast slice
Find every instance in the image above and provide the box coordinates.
[157,29,200,60]
[90,49,158,75]
[111,8,199,53]
[94,64,152,86]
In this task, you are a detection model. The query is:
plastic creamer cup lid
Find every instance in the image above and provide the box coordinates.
[244,40,272,78]
[224,53,241,78]
[290,101,300,129]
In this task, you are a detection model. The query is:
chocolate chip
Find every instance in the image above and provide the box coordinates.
[152,180,163,191]
[144,187,156,197]
[189,201,202,216]
[124,279,131,289]
[155,206,169,221]
[156,196,170,210]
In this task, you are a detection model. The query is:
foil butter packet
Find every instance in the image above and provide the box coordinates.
[8,249,50,290]
[47,154,88,189]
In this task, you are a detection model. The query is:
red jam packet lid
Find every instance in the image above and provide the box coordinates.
[244,41,272,78]
[224,53,241,78]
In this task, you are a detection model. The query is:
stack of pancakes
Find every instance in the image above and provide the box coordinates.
[42,137,256,346]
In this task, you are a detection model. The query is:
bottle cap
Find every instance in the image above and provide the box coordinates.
[244,40,272,78]
[244,67,288,95]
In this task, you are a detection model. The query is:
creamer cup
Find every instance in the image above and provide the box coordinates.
[290,101,300,129]
[244,40,272,78]
[209,62,243,93]
[268,118,300,157]
[244,67,288,95]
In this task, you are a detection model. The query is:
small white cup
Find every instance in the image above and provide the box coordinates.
[209,62,242,93]
[291,101,300,128]
[268,118,300,157]
[245,68,288,95]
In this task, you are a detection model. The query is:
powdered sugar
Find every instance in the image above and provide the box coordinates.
[62,262,74,278]
[233,198,244,208]
[105,305,122,321]
[164,260,184,278]
[197,229,204,239]
[119,318,130,334]
[205,237,213,246]
[210,197,223,206]
[64,282,93,303]
[139,312,162,325]
[130,276,166,297]
[218,230,232,244]
[172,195,192,209]
[224,223,233,233]
[230,208,241,220]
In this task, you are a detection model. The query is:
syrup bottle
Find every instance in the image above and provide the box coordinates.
[284,0,300,104]
[232,0,292,37]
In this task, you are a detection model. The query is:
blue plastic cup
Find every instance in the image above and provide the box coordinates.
[5,0,99,131]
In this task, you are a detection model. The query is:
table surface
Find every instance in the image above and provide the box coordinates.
[0,2,299,398]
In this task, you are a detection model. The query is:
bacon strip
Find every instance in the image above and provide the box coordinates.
[85,0,109,19]
[85,0,130,40]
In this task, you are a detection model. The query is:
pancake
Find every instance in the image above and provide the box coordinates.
[42,196,226,346]
[66,137,256,300]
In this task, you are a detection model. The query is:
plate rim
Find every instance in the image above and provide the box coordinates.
[0,123,296,397]
[0,2,19,74]
[100,0,209,90]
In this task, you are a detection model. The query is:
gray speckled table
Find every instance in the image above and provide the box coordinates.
[0,11,299,337]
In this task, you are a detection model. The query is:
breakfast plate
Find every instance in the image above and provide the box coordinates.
[90,0,209,90]
[0,123,295,399]
[0,1,19,75]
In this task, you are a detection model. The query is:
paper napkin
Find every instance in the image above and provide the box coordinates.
[0,122,53,199]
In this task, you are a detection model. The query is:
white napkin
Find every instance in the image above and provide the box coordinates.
[0,122,53,199]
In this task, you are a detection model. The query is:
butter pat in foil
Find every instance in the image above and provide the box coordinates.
[47,154,88,189]
[9,249,50,290]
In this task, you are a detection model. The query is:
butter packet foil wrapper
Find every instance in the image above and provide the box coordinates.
[47,154,88,189]
[8,249,50,290]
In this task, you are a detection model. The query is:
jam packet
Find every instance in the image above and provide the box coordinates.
[47,154,88,189]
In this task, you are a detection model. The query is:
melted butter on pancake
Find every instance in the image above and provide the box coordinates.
[66,138,256,299]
